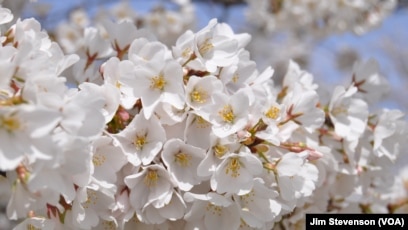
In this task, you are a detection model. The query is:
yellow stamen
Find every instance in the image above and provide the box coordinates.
[1,115,21,132]
[225,157,241,178]
[144,170,159,187]
[206,203,222,216]
[92,154,106,167]
[150,75,166,90]
[190,88,208,103]
[219,105,235,123]
[199,38,214,55]
[265,106,280,119]
[232,74,239,83]
[174,152,192,167]
[214,144,228,158]
[134,135,146,150]
[182,47,192,59]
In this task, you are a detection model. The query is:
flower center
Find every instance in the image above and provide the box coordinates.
[265,106,280,119]
[150,75,166,90]
[134,135,147,150]
[206,203,222,216]
[225,157,241,178]
[331,106,348,116]
[175,152,192,167]
[232,73,239,83]
[101,220,116,230]
[92,154,106,167]
[190,88,208,103]
[194,115,210,128]
[0,115,21,132]
[199,38,214,56]
[27,224,41,230]
[182,47,192,59]
[218,105,235,123]
[144,170,159,187]
[214,144,228,158]
[83,190,98,209]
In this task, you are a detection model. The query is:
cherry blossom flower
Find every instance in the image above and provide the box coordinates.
[329,86,368,141]
[0,105,60,171]
[184,192,241,230]
[120,60,185,119]
[115,112,166,166]
[201,90,250,138]
[161,138,205,191]
[125,165,175,211]
[211,147,263,195]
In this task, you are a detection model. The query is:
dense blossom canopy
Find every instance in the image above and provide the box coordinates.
[0,0,407,229]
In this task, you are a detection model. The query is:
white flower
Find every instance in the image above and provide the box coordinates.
[281,83,325,132]
[0,105,60,171]
[70,185,116,229]
[102,57,137,109]
[373,109,406,161]
[234,178,281,229]
[283,60,318,91]
[329,86,368,141]
[351,58,389,104]
[138,191,186,224]
[102,19,143,53]
[275,152,319,204]
[13,217,56,230]
[201,90,250,138]
[83,27,113,59]
[184,113,213,149]
[197,134,240,178]
[211,147,263,195]
[125,165,175,211]
[60,83,106,138]
[0,7,13,25]
[120,60,185,119]
[115,112,166,166]
[192,19,249,72]
[184,192,241,230]
[127,38,169,68]
[161,138,206,191]
[185,75,223,110]
[0,46,16,89]
[91,136,127,185]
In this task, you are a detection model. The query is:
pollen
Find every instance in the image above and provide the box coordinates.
[115,81,121,89]
[92,154,106,167]
[241,190,255,205]
[150,75,166,90]
[101,220,116,230]
[175,152,192,167]
[190,87,208,103]
[218,105,235,123]
[181,47,192,59]
[199,38,214,56]
[331,106,348,116]
[134,135,147,150]
[225,157,241,178]
[213,144,228,158]
[144,170,159,187]
[27,224,41,230]
[206,203,223,216]
[83,190,98,209]
[194,115,210,128]
[232,74,239,83]
[265,106,280,119]
[0,115,21,132]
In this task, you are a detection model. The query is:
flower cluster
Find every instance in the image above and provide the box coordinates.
[0,2,407,230]
[245,0,397,35]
